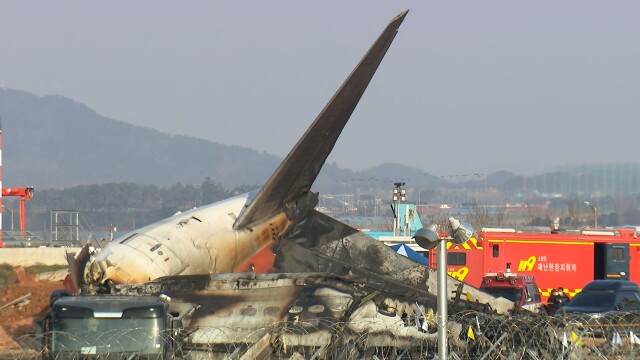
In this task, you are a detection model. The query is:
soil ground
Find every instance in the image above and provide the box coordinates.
[0,267,65,351]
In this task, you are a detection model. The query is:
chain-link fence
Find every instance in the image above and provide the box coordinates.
[5,310,640,359]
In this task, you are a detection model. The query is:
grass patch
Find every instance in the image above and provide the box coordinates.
[0,263,13,287]
[0,263,68,287]
[25,264,68,275]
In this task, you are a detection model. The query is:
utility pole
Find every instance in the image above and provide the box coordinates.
[584,201,598,228]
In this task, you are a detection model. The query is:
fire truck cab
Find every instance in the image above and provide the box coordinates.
[479,267,545,313]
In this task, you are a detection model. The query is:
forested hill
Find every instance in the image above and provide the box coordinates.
[0,88,286,189]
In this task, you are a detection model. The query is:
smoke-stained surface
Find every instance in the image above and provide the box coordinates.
[274,210,431,296]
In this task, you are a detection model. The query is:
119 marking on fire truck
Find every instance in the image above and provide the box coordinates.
[518,256,537,272]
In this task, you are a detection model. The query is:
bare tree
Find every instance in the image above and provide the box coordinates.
[565,195,581,228]
[522,204,546,228]
[464,198,508,230]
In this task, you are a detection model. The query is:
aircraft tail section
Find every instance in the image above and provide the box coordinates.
[234,10,408,229]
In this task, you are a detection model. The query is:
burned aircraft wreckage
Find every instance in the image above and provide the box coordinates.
[61,10,522,358]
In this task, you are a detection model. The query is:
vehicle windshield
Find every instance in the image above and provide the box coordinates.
[568,291,615,308]
[51,317,163,357]
[480,287,521,303]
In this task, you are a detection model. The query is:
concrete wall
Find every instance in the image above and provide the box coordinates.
[0,248,82,266]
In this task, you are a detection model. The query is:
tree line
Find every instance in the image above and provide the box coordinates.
[11,177,640,240]
[12,177,258,237]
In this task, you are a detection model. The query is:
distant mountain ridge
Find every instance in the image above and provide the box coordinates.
[2,88,639,199]
[0,88,440,191]
[0,88,288,188]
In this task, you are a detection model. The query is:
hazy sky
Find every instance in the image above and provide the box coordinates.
[1,1,638,177]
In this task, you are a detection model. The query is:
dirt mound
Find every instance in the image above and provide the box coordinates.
[0,268,65,340]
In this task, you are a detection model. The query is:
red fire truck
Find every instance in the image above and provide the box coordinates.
[479,267,545,313]
[430,228,639,304]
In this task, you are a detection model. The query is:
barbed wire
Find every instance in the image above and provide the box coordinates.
[6,310,640,359]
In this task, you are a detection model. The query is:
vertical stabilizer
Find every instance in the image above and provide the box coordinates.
[234,10,408,229]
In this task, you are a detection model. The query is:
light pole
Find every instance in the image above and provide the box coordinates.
[413,217,473,360]
[1,205,14,231]
[584,201,598,228]
[392,182,406,236]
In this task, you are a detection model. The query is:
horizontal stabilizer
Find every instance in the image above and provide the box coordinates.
[66,244,91,291]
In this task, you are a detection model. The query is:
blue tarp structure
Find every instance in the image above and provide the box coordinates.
[389,243,429,265]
